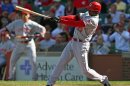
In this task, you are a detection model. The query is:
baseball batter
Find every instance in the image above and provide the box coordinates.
[0,11,46,80]
[46,1,111,86]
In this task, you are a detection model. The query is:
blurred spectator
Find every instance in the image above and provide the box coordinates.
[34,0,53,13]
[108,4,123,23]
[73,0,89,9]
[101,14,113,36]
[40,0,53,6]
[51,23,64,38]
[11,0,19,6]
[34,0,42,7]
[113,0,127,12]
[0,31,14,55]
[55,32,69,43]
[47,5,56,17]
[103,13,126,34]
[119,13,128,30]
[19,0,32,10]
[0,12,9,28]
[48,32,68,51]
[8,10,21,22]
[37,31,56,51]
[53,0,65,17]
[1,0,15,14]
[104,14,113,25]
[0,31,15,79]
[34,0,53,7]
[91,29,111,55]
[2,10,9,18]
[65,0,77,15]
[119,13,126,22]
[43,0,65,18]
[103,0,114,6]
[109,21,130,53]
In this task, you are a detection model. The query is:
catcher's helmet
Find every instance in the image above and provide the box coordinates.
[86,1,101,13]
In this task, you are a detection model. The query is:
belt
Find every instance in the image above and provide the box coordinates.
[73,38,83,42]
[20,40,30,44]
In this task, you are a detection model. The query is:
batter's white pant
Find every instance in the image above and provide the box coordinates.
[8,42,37,80]
[47,40,106,85]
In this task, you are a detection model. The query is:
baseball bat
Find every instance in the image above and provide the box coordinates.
[15,5,51,18]
[2,66,6,80]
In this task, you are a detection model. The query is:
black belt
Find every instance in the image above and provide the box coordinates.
[73,38,83,42]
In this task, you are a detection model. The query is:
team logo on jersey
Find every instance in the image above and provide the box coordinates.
[77,27,84,32]
[23,27,31,33]
[89,3,92,7]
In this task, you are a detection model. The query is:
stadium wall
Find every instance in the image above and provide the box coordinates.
[6,52,130,81]
[89,53,130,81]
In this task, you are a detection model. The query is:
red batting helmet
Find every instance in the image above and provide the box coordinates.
[86,1,101,13]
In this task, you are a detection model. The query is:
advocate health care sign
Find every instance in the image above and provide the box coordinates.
[16,52,88,81]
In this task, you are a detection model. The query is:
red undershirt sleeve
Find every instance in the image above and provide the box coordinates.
[60,15,77,20]
[59,15,85,27]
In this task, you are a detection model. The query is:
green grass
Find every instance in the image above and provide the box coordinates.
[0,81,130,86]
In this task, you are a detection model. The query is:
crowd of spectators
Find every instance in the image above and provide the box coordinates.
[1,0,130,79]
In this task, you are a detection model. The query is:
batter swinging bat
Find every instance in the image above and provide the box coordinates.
[15,5,51,18]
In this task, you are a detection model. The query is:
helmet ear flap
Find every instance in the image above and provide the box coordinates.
[88,10,99,16]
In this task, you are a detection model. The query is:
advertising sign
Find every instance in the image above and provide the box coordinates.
[16,53,88,81]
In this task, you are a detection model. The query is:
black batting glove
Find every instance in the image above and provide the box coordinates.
[44,16,60,24]
[75,14,80,20]
[53,17,60,23]
[49,17,60,23]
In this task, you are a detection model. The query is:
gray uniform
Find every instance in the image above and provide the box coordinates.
[6,19,46,80]
[0,40,14,67]
[47,12,107,85]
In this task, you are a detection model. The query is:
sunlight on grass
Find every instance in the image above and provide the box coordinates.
[0,81,130,86]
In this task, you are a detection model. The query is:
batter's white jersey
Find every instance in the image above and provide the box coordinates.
[73,12,99,42]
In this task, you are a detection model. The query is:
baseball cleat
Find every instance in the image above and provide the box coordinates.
[46,85,52,86]
[102,76,111,86]
[7,78,14,81]
[104,83,111,86]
